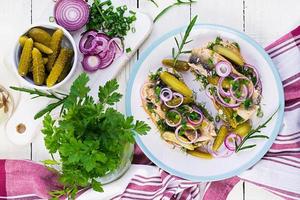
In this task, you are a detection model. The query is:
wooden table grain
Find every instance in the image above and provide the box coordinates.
[1,0,299,199]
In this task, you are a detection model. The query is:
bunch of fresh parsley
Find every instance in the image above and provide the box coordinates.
[11,73,150,199]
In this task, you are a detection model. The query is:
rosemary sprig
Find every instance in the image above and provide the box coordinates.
[10,86,67,119]
[148,0,159,7]
[235,108,279,152]
[172,15,198,65]
[10,86,63,100]
[154,0,197,23]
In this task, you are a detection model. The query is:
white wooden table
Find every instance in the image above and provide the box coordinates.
[1,0,299,199]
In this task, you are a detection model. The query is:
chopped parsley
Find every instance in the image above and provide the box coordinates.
[188,111,200,121]
[243,98,252,109]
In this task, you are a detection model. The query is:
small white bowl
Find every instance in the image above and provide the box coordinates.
[13,23,78,90]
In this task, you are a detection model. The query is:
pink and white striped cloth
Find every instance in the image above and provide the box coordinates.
[114,26,300,200]
[0,26,300,200]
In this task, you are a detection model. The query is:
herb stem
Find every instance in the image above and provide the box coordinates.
[154,0,196,23]
[235,108,279,152]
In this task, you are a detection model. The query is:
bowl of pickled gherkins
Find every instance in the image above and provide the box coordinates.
[14,23,77,90]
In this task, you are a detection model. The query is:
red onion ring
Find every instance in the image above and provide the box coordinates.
[244,63,260,87]
[79,30,99,54]
[165,109,182,127]
[229,84,248,102]
[81,54,101,72]
[54,0,89,31]
[215,88,241,108]
[187,109,203,126]
[164,93,184,108]
[218,77,231,97]
[175,124,198,144]
[207,142,234,158]
[205,84,214,99]
[231,76,254,98]
[160,88,173,102]
[216,61,232,77]
[224,133,242,151]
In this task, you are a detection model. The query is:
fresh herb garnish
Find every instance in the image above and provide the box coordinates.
[166,110,180,123]
[207,36,223,49]
[154,0,197,23]
[12,74,150,199]
[243,98,252,109]
[235,108,279,152]
[257,106,264,118]
[87,0,136,39]
[148,0,159,7]
[155,86,161,97]
[172,15,198,65]
[149,68,162,81]
[126,48,132,53]
[188,111,200,120]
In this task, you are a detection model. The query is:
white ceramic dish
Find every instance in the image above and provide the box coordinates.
[13,23,78,90]
[126,24,284,182]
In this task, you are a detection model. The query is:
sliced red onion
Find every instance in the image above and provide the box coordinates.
[187,109,203,126]
[97,41,116,69]
[218,77,231,97]
[164,93,183,108]
[81,54,101,72]
[140,82,154,101]
[215,88,241,108]
[205,84,214,99]
[165,110,182,127]
[207,142,234,158]
[175,124,198,144]
[79,30,99,54]
[216,61,232,77]
[160,88,173,102]
[232,76,254,98]
[244,63,260,87]
[230,84,248,102]
[106,37,123,59]
[54,0,89,31]
[224,133,242,151]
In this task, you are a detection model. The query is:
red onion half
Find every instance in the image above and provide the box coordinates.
[54,0,90,31]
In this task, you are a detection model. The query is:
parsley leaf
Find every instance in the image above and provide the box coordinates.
[98,79,122,105]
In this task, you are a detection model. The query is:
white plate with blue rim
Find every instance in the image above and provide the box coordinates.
[126,24,284,182]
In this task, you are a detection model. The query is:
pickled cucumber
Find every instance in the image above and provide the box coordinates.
[234,122,251,137]
[162,59,190,71]
[28,28,51,46]
[18,38,33,76]
[32,48,45,85]
[47,29,64,71]
[187,150,213,159]
[34,42,53,54]
[57,51,74,82]
[160,72,193,97]
[43,58,48,65]
[19,36,28,47]
[213,125,228,151]
[46,48,73,87]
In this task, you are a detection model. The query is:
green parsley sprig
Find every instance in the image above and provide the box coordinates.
[87,0,136,39]
[235,108,279,152]
[154,0,197,23]
[11,74,150,199]
[172,15,198,65]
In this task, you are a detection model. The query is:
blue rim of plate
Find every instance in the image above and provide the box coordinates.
[126,23,285,182]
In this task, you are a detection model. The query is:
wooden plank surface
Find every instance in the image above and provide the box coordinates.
[0,0,32,160]
[1,0,300,199]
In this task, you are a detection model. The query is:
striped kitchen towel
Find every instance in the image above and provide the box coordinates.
[115,26,300,200]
